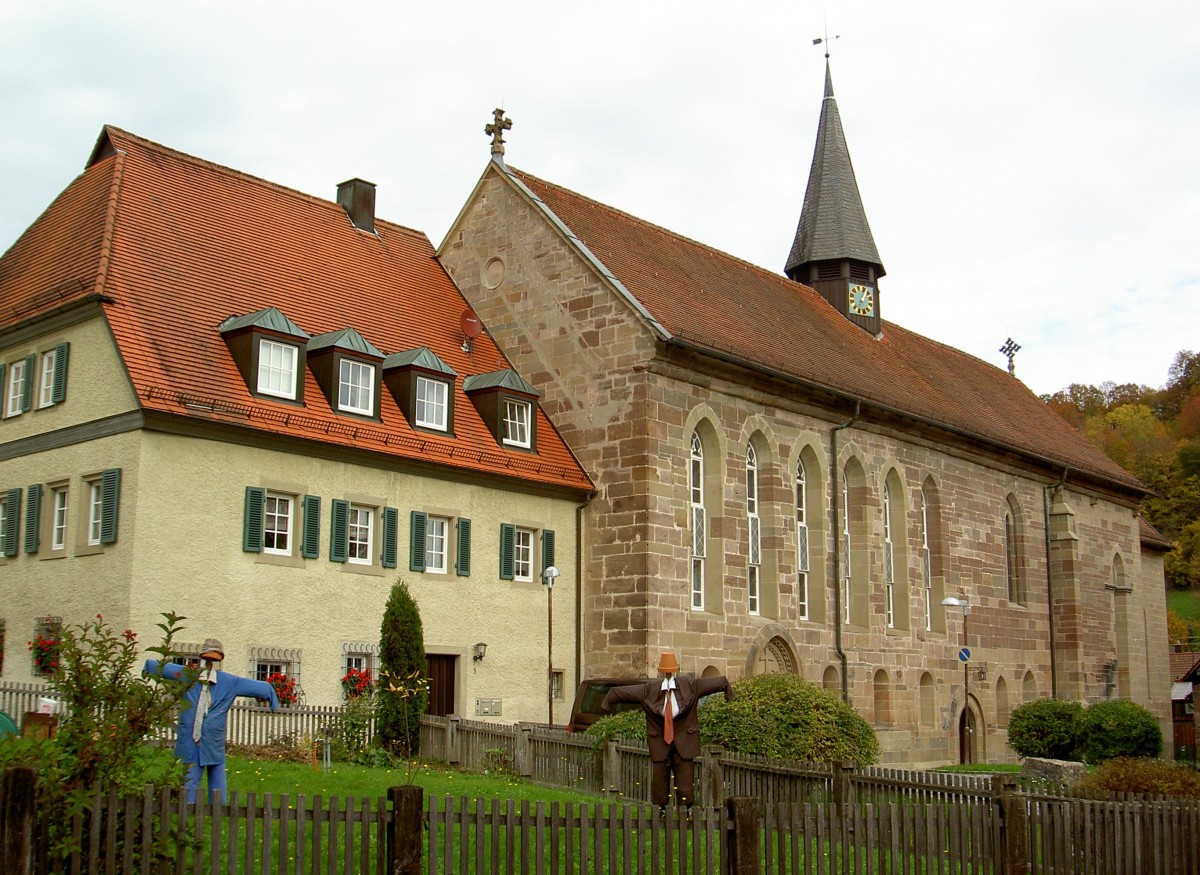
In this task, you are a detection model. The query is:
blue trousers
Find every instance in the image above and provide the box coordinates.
[186,760,226,803]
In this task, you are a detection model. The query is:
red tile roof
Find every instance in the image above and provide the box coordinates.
[506,166,1144,494]
[0,128,591,494]
[1170,650,1200,682]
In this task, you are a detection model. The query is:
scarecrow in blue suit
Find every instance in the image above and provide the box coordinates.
[145,637,279,802]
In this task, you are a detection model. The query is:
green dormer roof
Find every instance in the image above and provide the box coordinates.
[463,369,539,397]
[383,346,457,376]
[218,306,309,339]
[307,327,384,358]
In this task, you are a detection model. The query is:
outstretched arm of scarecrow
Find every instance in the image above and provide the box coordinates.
[693,675,735,702]
[600,681,650,712]
[143,658,186,681]
[230,674,280,711]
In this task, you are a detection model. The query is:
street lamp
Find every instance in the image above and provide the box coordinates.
[542,565,560,725]
[941,594,972,763]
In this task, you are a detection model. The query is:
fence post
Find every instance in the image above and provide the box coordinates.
[994,774,1029,875]
[602,741,621,797]
[515,722,534,778]
[386,785,423,875]
[447,715,460,765]
[1,766,38,875]
[704,746,725,808]
[832,760,855,807]
[724,796,761,875]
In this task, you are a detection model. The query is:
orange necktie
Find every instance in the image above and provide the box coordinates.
[663,690,675,744]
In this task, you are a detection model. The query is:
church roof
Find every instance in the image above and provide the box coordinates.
[0,126,591,494]
[501,164,1144,495]
[785,62,884,277]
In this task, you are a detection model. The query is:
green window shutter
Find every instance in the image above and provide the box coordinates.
[3,488,21,557]
[456,518,472,577]
[330,499,349,563]
[409,511,427,572]
[382,507,398,569]
[99,468,121,545]
[19,354,34,412]
[301,495,321,559]
[24,483,42,554]
[0,365,6,408]
[499,522,515,580]
[242,486,265,552]
[542,529,556,573]
[51,342,70,404]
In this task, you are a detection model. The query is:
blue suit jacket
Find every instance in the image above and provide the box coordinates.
[145,659,279,765]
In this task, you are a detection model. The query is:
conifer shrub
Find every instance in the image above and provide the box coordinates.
[1078,757,1200,798]
[1075,699,1162,765]
[1006,698,1084,760]
[375,579,428,759]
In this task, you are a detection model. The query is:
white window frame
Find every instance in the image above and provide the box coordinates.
[690,432,706,611]
[38,349,57,408]
[746,446,760,616]
[51,486,68,551]
[883,483,895,628]
[87,481,103,545]
[338,359,375,415]
[921,493,932,631]
[5,360,25,417]
[425,516,449,574]
[796,459,809,621]
[257,339,297,400]
[255,660,290,682]
[348,505,373,565]
[513,527,534,582]
[415,376,448,431]
[0,497,8,549]
[502,398,531,448]
[263,492,293,556]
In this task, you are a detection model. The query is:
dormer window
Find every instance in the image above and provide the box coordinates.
[383,347,457,435]
[502,398,531,448]
[463,369,540,452]
[220,307,309,404]
[339,359,375,415]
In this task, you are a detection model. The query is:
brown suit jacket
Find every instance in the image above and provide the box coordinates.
[601,675,733,761]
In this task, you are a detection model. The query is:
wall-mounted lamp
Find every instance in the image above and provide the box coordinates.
[542,565,560,588]
[472,642,488,662]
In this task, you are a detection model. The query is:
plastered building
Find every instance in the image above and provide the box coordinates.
[439,74,1172,764]
[0,127,592,724]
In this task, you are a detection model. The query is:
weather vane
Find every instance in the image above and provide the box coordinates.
[1000,338,1021,376]
[812,25,840,58]
[485,108,512,162]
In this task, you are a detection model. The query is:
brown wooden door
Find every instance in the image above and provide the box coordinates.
[426,654,457,717]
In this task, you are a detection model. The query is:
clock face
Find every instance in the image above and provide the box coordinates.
[849,284,875,316]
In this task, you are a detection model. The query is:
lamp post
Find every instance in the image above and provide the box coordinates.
[542,565,560,725]
[941,594,972,763]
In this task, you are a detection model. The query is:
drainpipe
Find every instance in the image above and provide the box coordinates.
[831,400,861,702]
[1042,466,1068,699]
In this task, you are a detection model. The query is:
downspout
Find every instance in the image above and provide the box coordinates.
[831,400,861,703]
[1042,466,1068,699]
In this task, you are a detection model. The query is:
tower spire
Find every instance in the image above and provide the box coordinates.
[785,59,886,334]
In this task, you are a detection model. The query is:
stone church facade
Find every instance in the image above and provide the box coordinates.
[438,80,1171,766]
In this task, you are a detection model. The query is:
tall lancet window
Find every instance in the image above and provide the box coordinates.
[920,492,933,631]
[796,459,810,621]
[690,432,706,611]
[746,445,761,616]
[883,482,895,628]
[842,471,851,624]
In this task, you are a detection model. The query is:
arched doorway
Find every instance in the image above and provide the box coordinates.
[958,699,981,764]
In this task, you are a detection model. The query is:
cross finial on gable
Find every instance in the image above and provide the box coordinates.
[485,108,513,161]
[1000,338,1021,376]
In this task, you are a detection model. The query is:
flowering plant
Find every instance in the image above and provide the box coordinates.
[29,631,61,675]
[266,672,298,706]
[341,667,374,699]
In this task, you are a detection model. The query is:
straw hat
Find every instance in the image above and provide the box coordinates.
[657,652,680,674]
[199,638,225,661]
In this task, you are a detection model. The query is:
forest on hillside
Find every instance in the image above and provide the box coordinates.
[1040,350,1200,642]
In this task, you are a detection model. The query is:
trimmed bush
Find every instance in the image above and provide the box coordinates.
[1007,698,1083,760]
[585,708,646,746]
[1076,700,1162,765]
[376,579,429,758]
[1079,757,1200,798]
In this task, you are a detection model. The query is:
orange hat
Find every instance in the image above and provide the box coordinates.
[657,652,680,674]
[199,638,225,661]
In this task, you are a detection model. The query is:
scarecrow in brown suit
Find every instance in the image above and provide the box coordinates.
[600,652,733,813]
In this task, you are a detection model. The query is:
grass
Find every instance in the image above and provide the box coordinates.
[224,753,606,806]
[1168,588,1200,624]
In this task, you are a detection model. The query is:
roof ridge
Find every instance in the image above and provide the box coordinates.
[100,126,430,242]
[509,166,797,289]
[91,146,126,299]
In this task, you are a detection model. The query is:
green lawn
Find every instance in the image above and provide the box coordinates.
[224,754,606,806]
[1168,588,1200,623]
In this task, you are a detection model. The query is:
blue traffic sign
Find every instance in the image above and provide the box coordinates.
[958,647,972,663]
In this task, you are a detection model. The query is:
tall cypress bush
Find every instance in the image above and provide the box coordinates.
[375,578,428,758]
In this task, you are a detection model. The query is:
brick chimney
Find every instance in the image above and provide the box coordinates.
[337,178,376,233]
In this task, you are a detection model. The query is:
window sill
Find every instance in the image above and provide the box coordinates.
[256,552,307,569]
[341,563,386,577]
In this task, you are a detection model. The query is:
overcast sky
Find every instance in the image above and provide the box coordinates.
[2,2,1197,399]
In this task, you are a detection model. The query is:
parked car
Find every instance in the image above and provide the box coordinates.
[567,678,651,732]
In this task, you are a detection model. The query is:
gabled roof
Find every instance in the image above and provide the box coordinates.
[383,347,456,376]
[785,61,884,277]
[219,306,309,339]
[0,126,591,494]
[494,163,1144,495]
[1170,649,1200,683]
[463,369,539,396]
[308,327,384,358]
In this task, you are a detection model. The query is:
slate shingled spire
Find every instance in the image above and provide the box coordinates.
[785,61,886,334]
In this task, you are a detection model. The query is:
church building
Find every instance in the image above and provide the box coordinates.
[439,66,1172,764]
